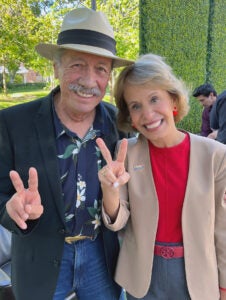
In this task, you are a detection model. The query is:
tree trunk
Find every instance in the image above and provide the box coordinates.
[2,69,7,95]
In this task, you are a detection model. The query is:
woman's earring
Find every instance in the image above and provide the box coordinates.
[173,106,178,116]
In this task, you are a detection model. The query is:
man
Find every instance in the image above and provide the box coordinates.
[0,225,14,300]
[192,83,217,138]
[0,7,133,300]
[210,90,226,144]
[0,225,11,271]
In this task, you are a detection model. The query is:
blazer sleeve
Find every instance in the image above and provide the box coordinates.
[102,139,132,231]
[214,147,226,288]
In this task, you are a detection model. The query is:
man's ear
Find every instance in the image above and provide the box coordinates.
[210,92,215,98]
[53,63,59,79]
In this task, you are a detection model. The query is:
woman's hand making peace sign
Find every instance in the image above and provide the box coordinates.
[96,138,130,221]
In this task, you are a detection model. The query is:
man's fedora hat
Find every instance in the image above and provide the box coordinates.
[35,7,134,68]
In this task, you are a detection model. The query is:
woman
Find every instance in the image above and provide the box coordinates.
[96,53,226,300]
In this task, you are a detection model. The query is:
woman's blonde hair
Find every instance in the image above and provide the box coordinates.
[114,53,190,133]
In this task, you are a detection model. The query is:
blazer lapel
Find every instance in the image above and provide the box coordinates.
[34,98,65,223]
[128,135,159,223]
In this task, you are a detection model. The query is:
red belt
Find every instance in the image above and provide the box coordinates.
[154,245,184,259]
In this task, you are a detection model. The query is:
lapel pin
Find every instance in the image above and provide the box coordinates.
[133,164,144,171]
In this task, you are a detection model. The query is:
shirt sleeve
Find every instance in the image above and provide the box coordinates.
[210,101,219,130]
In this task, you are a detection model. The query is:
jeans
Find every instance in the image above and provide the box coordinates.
[53,234,120,300]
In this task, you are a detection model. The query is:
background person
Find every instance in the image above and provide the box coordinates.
[192,83,217,138]
[0,7,133,300]
[96,53,226,300]
[210,89,226,144]
[0,225,11,273]
[0,225,14,300]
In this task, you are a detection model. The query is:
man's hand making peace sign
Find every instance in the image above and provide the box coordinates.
[6,167,43,230]
[96,138,130,222]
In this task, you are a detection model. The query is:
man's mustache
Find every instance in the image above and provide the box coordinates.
[68,83,101,97]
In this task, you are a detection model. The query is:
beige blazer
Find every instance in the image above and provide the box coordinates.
[102,133,226,300]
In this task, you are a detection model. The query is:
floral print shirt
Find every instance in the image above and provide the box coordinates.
[53,104,107,239]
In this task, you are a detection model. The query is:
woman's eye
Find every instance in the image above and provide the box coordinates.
[130,103,140,111]
[150,96,158,103]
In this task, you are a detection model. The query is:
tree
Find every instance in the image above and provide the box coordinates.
[89,0,139,61]
[25,0,84,88]
[0,0,39,93]
[0,0,139,96]
[0,0,81,92]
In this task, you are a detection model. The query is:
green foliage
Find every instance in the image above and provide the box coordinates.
[140,0,208,87]
[0,1,39,68]
[1,0,139,92]
[140,0,226,133]
[177,98,202,134]
[1,0,139,102]
[6,82,46,91]
[0,0,42,94]
[13,74,24,84]
[83,0,139,61]
[207,0,226,93]
[0,0,82,87]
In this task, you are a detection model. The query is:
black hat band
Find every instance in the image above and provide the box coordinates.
[57,29,116,54]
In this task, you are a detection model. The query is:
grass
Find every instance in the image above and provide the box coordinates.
[0,85,50,110]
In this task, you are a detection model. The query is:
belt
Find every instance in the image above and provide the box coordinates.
[154,245,184,259]
[65,235,92,244]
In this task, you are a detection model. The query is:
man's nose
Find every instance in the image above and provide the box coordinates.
[80,66,97,86]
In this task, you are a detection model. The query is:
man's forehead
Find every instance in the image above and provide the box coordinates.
[62,49,112,65]
[197,95,208,101]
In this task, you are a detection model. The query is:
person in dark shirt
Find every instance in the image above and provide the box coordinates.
[192,83,217,138]
[210,90,226,144]
[0,7,133,300]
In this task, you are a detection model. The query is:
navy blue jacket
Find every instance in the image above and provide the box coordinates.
[210,90,226,144]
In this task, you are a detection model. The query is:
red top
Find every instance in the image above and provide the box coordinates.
[149,133,190,242]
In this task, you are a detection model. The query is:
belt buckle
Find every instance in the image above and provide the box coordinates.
[160,246,174,259]
[65,235,90,244]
